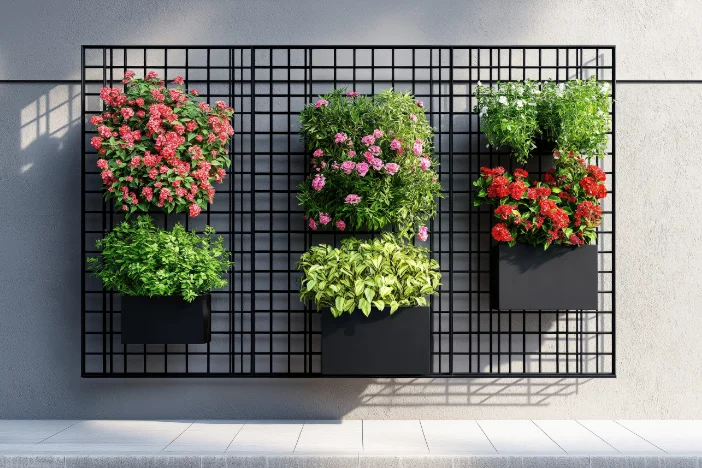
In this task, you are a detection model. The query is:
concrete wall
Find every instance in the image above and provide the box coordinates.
[1,0,702,419]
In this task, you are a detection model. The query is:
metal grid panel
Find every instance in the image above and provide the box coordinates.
[81,45,615,378]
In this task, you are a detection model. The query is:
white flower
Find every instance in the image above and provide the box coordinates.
[515,85,524,95]
[516,99,524,109]
[498,96,508,105]
[479,106,488,117]
[600,82,611,94]
[477,80,482,86]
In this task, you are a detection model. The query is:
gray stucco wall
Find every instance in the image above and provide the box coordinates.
[1,0,702,419]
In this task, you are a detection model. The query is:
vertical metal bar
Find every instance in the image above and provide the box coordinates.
[108,47,114,375]
[183,49,190,374]
[540,49,558,374]
[468,48,473,374]
[269,47,274,374]
[287,47,292,374]
[80,46,87,376]
[448,47,454,375]
[610,46,617,376]
[164,47,169,375]
[240,47,245,373]
[250,46,256,375]
[231,47,236,374]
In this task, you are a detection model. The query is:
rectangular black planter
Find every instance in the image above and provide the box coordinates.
[321,306,430,376]
[490,243,598,310]
[120,295,211,344]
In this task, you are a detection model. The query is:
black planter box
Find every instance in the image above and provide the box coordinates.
[490,243,598,310]
[120,295,211,344]
[321,306,430,376]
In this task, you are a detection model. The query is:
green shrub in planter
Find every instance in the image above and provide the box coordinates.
[87,215,232,302]
[539,77,612,159]
[474,78,612,163]
[297,233,441,317]
[474,80,541,164]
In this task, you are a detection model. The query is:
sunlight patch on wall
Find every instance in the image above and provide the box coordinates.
[20,85,81,151]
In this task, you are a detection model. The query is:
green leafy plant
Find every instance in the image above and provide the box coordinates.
[473,150,607,249]
[297,233,441,317]
[298,88,442,238]
[474,78,612,163]
[539,78,612,159]
[87,216,233,301]
[474,80,541,164]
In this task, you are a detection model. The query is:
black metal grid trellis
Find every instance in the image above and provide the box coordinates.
[81,45,615,378]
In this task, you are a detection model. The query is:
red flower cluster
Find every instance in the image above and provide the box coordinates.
[474,150,607,248]
[491,223,513,242]
[91,70,234,216]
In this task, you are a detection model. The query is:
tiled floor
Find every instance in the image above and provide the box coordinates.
[0,420,698,455]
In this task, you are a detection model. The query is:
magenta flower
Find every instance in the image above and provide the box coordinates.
[419,157,431,171]
[319,213,331,225]
[334,132,348,144]
[346,91,359,98]
[410,113,417,122]
[311,174,326,191]
[315,99,328,108]
[373,129,384,139]
[416,100,424,107]
[348,150,356,157]
[363,151,373,162]
[345,194,361,205]
[341,160,356,174]
[385,162,400,175]
[368,145,382,156]
[370,158,384,171]
[309,218,318,230]
[390,139,402,151]
[413,138,423,156]
[417,225,429,242]
[361,135,375,146]
[313,149,324,158]
[336,220,346,231]
[356,162,369,177]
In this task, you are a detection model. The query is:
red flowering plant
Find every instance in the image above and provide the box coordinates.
[473,150,607,249]
[90,70,234,217]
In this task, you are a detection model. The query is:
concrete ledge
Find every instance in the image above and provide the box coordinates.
[1,455,701,468]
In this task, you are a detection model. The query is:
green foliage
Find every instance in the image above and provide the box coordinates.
[87,216,233,302]
[298,88,442,235]
[474,80,541,164]
[474,77,612,163]
[539,79,612,159]
[297,233,441,317]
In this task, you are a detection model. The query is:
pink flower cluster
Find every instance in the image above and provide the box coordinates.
[91,70,235,217]
[345,194,361,204]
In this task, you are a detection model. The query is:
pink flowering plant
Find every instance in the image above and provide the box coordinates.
[91,70,234,217]
[298,88,442,238]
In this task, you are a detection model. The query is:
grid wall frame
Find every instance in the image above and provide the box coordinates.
[81,45,615,378]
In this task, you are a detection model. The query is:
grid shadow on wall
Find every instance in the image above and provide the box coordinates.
[81,45,615,378]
